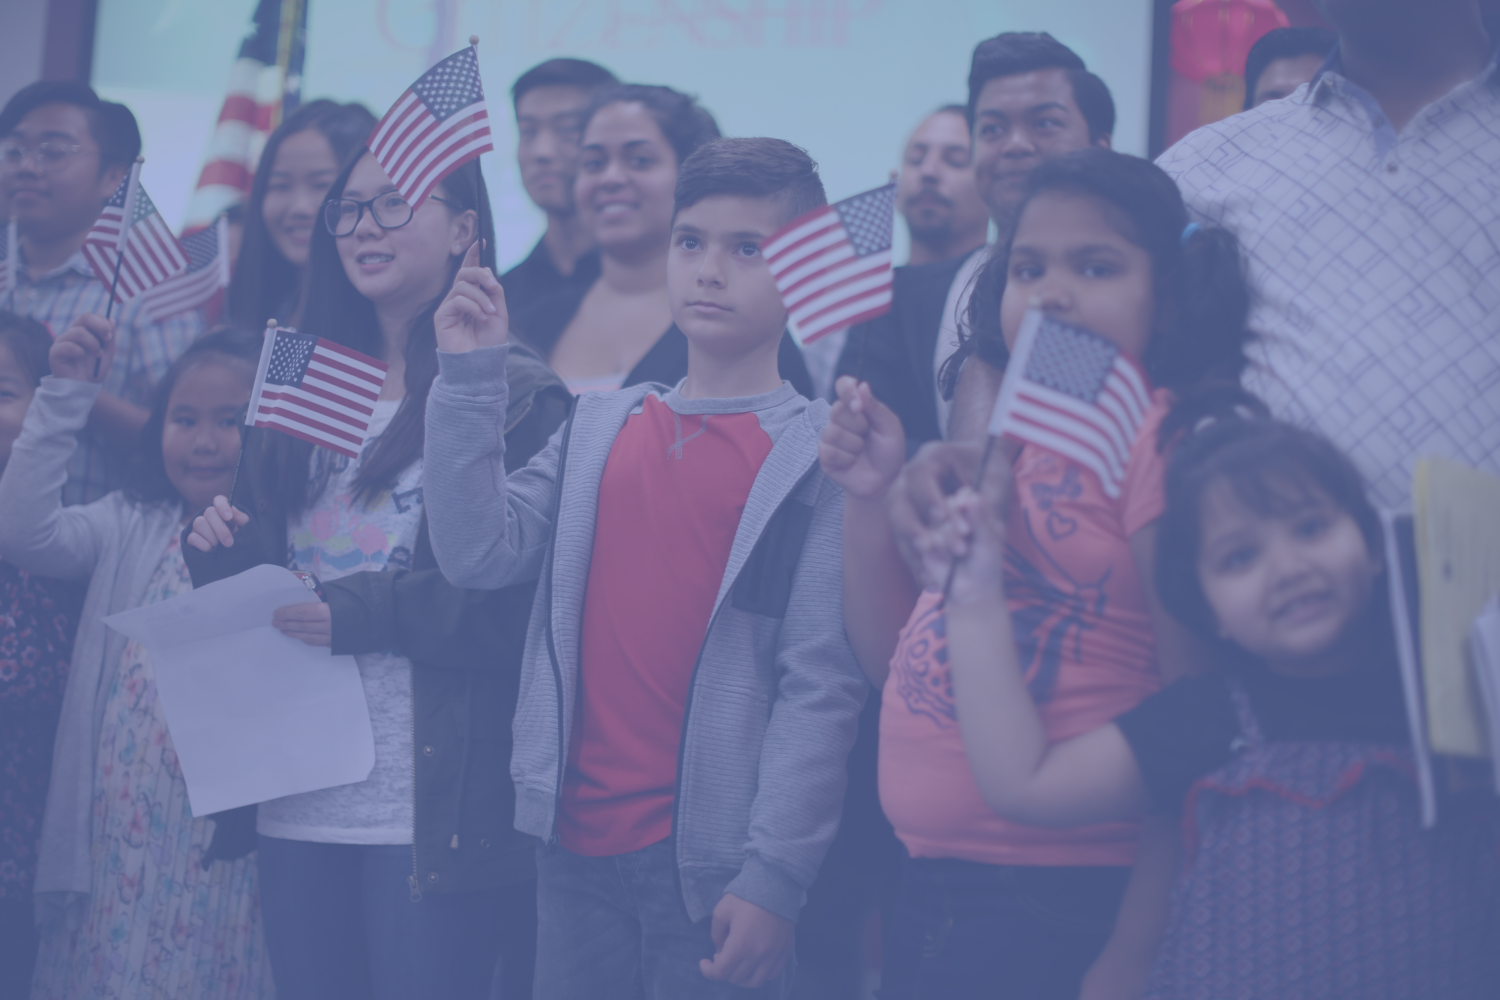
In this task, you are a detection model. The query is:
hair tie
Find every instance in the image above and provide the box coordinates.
[1181,222,1201,247]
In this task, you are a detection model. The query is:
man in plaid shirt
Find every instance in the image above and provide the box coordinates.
[1159,0,1498,509]
[1,81,200,505]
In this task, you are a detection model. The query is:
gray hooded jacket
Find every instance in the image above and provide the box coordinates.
[423,344,867,922]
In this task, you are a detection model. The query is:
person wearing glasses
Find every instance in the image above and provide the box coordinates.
[179,149,569,1000]
[0,81,202,505]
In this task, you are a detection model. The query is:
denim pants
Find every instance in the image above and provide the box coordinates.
[258,835,528,1000]
[878,850,1128,1000]
[533,837,795,1000]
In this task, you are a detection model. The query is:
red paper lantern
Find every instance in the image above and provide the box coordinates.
[1170,0,1291,82]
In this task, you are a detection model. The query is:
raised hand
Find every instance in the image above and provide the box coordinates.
[434,240,508,353]
[818,376,907,501]
[49,313,117,383]
[186,494,250,552]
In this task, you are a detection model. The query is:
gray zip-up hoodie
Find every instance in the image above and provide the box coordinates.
[423,344,867,923]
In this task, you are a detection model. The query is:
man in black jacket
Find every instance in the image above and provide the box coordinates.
[832,32,1114,450]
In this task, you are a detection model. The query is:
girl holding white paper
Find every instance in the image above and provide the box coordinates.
[182,153,569,1000]
[0,325,271,999]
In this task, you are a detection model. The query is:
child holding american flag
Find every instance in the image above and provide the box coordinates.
[819,148,1257,1000]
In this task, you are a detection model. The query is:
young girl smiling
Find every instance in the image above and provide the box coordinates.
[0,323,270,999]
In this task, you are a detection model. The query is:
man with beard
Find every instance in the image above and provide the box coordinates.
[898,106,989,267]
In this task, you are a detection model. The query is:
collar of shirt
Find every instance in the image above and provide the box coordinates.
[16,245,95,285]
[1306,39,1500,159]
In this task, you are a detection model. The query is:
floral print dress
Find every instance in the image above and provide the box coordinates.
[31,536,274,999]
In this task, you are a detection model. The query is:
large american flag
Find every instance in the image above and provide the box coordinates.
[82,163,189,305]
[246,326,389,458]
[180,0,305,235]
[987,310,1153,499]
[142,215,231,322]
[763,182,896,345]
[368,41,494,207]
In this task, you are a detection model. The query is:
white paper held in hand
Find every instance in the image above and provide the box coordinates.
[103,564,375,817]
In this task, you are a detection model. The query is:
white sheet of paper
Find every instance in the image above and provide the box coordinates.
[104,564,375,817]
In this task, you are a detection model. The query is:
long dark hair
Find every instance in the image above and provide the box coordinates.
[126,328,262,505]
[252,155,496,514]
[942,148,1254,446]
[227,100,377,330]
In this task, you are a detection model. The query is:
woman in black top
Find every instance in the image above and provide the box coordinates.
[511,83,813,397]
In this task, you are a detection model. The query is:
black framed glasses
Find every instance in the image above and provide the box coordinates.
[323,192,457,236]
[0,140,85,173]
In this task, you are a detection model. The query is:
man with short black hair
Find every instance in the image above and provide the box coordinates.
[1242,26,1338,108]
[898,106,989,268]
[0,81,201,504]
[501,58,617,316]
[833,32,1112,448]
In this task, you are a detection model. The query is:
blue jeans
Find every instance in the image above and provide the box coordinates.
[533,838,795,1000]
[258,835,526,1000]
[878,850,1128,1000]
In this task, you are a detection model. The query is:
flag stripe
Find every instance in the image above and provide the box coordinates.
[1016,381,1133,471]
[253,415,361,458]
[761,207,837,260]
[389,106,490,186]
[287,379,376,418]
[254,401,364,442]
[765,221,846,280]
[794,288,894,342]
[369,91,423,157]
[307,356,384,393]
[313,340,389,378]
[260,386,371,427]
[400,129,495,207]
[783,252,891,313]
[1003,415,1124,499]
[1005,395,1128,485]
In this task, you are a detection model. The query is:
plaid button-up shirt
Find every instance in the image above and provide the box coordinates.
[1159,51,1500,509]
[4,249,202,504]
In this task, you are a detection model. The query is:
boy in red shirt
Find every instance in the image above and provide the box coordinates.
[423,138,867,998]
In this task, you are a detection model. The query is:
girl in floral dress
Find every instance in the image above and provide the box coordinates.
[0,325,272,999]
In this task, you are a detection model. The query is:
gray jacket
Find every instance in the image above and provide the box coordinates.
[423,345,867,922]
[0,377,185,926]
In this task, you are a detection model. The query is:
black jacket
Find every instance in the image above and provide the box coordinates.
[500,242,602,319]
[833,251,977,452]
[511,276,816,399]
[184,341,570,894]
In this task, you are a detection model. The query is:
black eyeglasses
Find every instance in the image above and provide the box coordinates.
[323,192,458,236]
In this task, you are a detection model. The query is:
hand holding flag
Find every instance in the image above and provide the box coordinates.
[246,321,389,458]
[368,36,494,208]
[763,182,896,345]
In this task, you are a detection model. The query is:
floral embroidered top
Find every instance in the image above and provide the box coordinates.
[0,560,82,898]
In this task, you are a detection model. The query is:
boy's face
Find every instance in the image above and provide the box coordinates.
[1,103,127,243]
[668,194,788,357]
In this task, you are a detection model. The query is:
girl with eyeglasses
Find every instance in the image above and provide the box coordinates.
[180,151,570,1000]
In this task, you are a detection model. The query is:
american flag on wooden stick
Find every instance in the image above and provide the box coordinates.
[763,182,895,345]
[82,163,188,304]
[987,310,1153,499]
[142,215,232,322]
[247,326,389,458]
[368,40,494,207]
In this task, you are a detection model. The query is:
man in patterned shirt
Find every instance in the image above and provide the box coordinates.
[1158,0,1497,508]
[0,81,201,505]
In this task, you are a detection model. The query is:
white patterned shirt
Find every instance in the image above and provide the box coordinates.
[3,249,202,504]
[1158,51,1500,509]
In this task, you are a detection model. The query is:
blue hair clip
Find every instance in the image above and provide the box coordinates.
[1181,222,1201,247]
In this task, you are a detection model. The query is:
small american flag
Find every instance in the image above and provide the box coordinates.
[368,42,494,207]
[142,215,231,321]
[763,183,895,345]
[987,310,1153,499]
[81,163,189,304]
[246,326,389,458]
